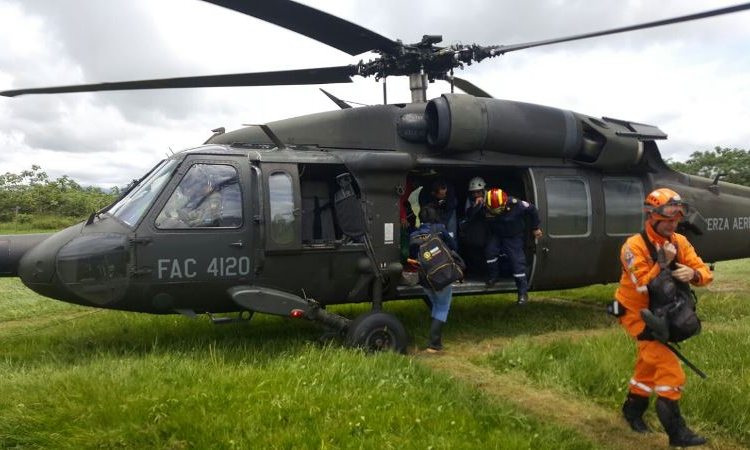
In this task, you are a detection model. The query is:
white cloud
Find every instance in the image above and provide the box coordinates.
[1,0,749,186]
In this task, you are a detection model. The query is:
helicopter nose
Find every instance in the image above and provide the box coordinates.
[0,233,53,277]
[20,223,131,306]
[18,224,85,284]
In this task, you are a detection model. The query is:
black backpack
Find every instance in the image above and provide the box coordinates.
[412,226,465,291]
[639,231,701,343]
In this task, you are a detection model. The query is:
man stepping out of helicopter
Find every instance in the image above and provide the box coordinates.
[483,188,542,305]
[616,188,712,447]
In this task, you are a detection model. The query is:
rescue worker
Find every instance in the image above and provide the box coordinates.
[484,188,542,305]
[461,176,491,276]
[616,188,712,447]
[409,205,458,353]
[418,178,457,237]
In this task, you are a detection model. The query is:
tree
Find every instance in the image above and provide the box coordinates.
[668,147,750,187]
[0,166,118,221]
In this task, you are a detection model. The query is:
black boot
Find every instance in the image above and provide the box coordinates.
[656,397,707,447]
[427,319,445,352]
[515,276,529,305]
[622,393,651,433]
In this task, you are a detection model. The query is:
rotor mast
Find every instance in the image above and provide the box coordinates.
[409,72,428,103]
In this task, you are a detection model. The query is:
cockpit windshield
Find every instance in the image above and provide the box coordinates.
[109,159,179,227]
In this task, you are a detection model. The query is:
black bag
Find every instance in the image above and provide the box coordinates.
[414,226,464,291]
[639,231,701,343]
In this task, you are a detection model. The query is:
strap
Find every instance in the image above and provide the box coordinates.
[639,230,658,262]
[639,230,677,270]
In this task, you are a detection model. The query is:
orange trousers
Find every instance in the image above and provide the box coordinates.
[622,312,685,400]
[629,340,685,400]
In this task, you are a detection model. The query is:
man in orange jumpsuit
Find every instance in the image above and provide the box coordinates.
[615,188,712,447]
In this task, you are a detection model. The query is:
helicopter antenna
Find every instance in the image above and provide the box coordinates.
[242,124,287,150]
[319,88,352,109]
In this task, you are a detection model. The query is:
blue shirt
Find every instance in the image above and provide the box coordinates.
[485,196,541,238]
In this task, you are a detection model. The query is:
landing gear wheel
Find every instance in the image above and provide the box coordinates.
[345,311,408,354]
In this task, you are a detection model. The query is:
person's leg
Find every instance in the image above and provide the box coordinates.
[645,342,706,446]
[484,235,501,286]
[503,237,528,304]
[623,340,656,433]
[426,286,452,351]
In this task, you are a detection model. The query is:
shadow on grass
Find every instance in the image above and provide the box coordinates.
[1,291,619,368]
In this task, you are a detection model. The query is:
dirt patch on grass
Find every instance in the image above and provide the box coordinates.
[0,310,98,335]
[416,327,745,450]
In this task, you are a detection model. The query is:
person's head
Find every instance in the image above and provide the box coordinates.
[468,176,486,198]
[431,179,448,200]
[419,205,440,224]
[182,165,213,198]
[645,188,687,238]
[486,188,507,214]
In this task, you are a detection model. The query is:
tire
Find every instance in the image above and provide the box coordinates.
[345,311,408,354]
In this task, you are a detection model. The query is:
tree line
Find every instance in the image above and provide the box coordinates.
[0,166,118,222]
[667,146,750,187]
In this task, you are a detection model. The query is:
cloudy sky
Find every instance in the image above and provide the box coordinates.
[1,0,749,188]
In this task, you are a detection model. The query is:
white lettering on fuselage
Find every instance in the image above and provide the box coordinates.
[705,216,750,231]
[734,216,750,230]
[157,257,251,280]
[158,258,197,280]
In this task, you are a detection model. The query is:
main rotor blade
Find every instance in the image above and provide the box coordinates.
[0,66,356,97]
[452,77,493,98]
[496,2,750,54]
[203,0,401,56]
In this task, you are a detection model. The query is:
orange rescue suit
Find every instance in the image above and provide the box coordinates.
[615,221,712,400]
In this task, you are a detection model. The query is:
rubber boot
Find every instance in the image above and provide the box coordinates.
[655,397,707,447]
[515,276,529,305]
[622,393,651,433]
[427,318,445,353]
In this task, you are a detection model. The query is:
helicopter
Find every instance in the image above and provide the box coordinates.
[2,0,750,353]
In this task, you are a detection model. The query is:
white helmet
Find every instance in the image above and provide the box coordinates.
[468,176,486,192]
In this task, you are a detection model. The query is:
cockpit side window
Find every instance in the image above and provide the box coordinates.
[155,164,242,229]
[109,159,178,227]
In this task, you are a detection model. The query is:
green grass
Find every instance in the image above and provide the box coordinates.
[483,258,750,446]
[2,258,748,448]
[0,216,81,234]
[0,280,597,449]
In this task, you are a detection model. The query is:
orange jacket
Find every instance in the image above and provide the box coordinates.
[615,221,712,337]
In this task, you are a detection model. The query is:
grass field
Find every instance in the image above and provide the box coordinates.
[2,256,749,449]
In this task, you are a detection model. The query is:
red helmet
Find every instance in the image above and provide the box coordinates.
[645,188,687,221]
[486,188,507,213]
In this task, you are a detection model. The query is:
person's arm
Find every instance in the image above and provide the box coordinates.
[621,237,662,291]
[673,236,713,285]
[523,201,543,238]
[441,226,458,251]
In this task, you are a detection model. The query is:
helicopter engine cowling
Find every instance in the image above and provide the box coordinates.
[424,94,649,169]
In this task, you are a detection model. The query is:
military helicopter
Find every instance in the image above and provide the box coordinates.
[2,1,750,353]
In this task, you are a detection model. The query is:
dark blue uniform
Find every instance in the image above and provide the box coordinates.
[484,196,540,296]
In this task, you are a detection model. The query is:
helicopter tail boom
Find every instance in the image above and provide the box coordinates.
[0,234,53,277]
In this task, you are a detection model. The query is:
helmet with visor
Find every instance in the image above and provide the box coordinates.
[645,188,689,221]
